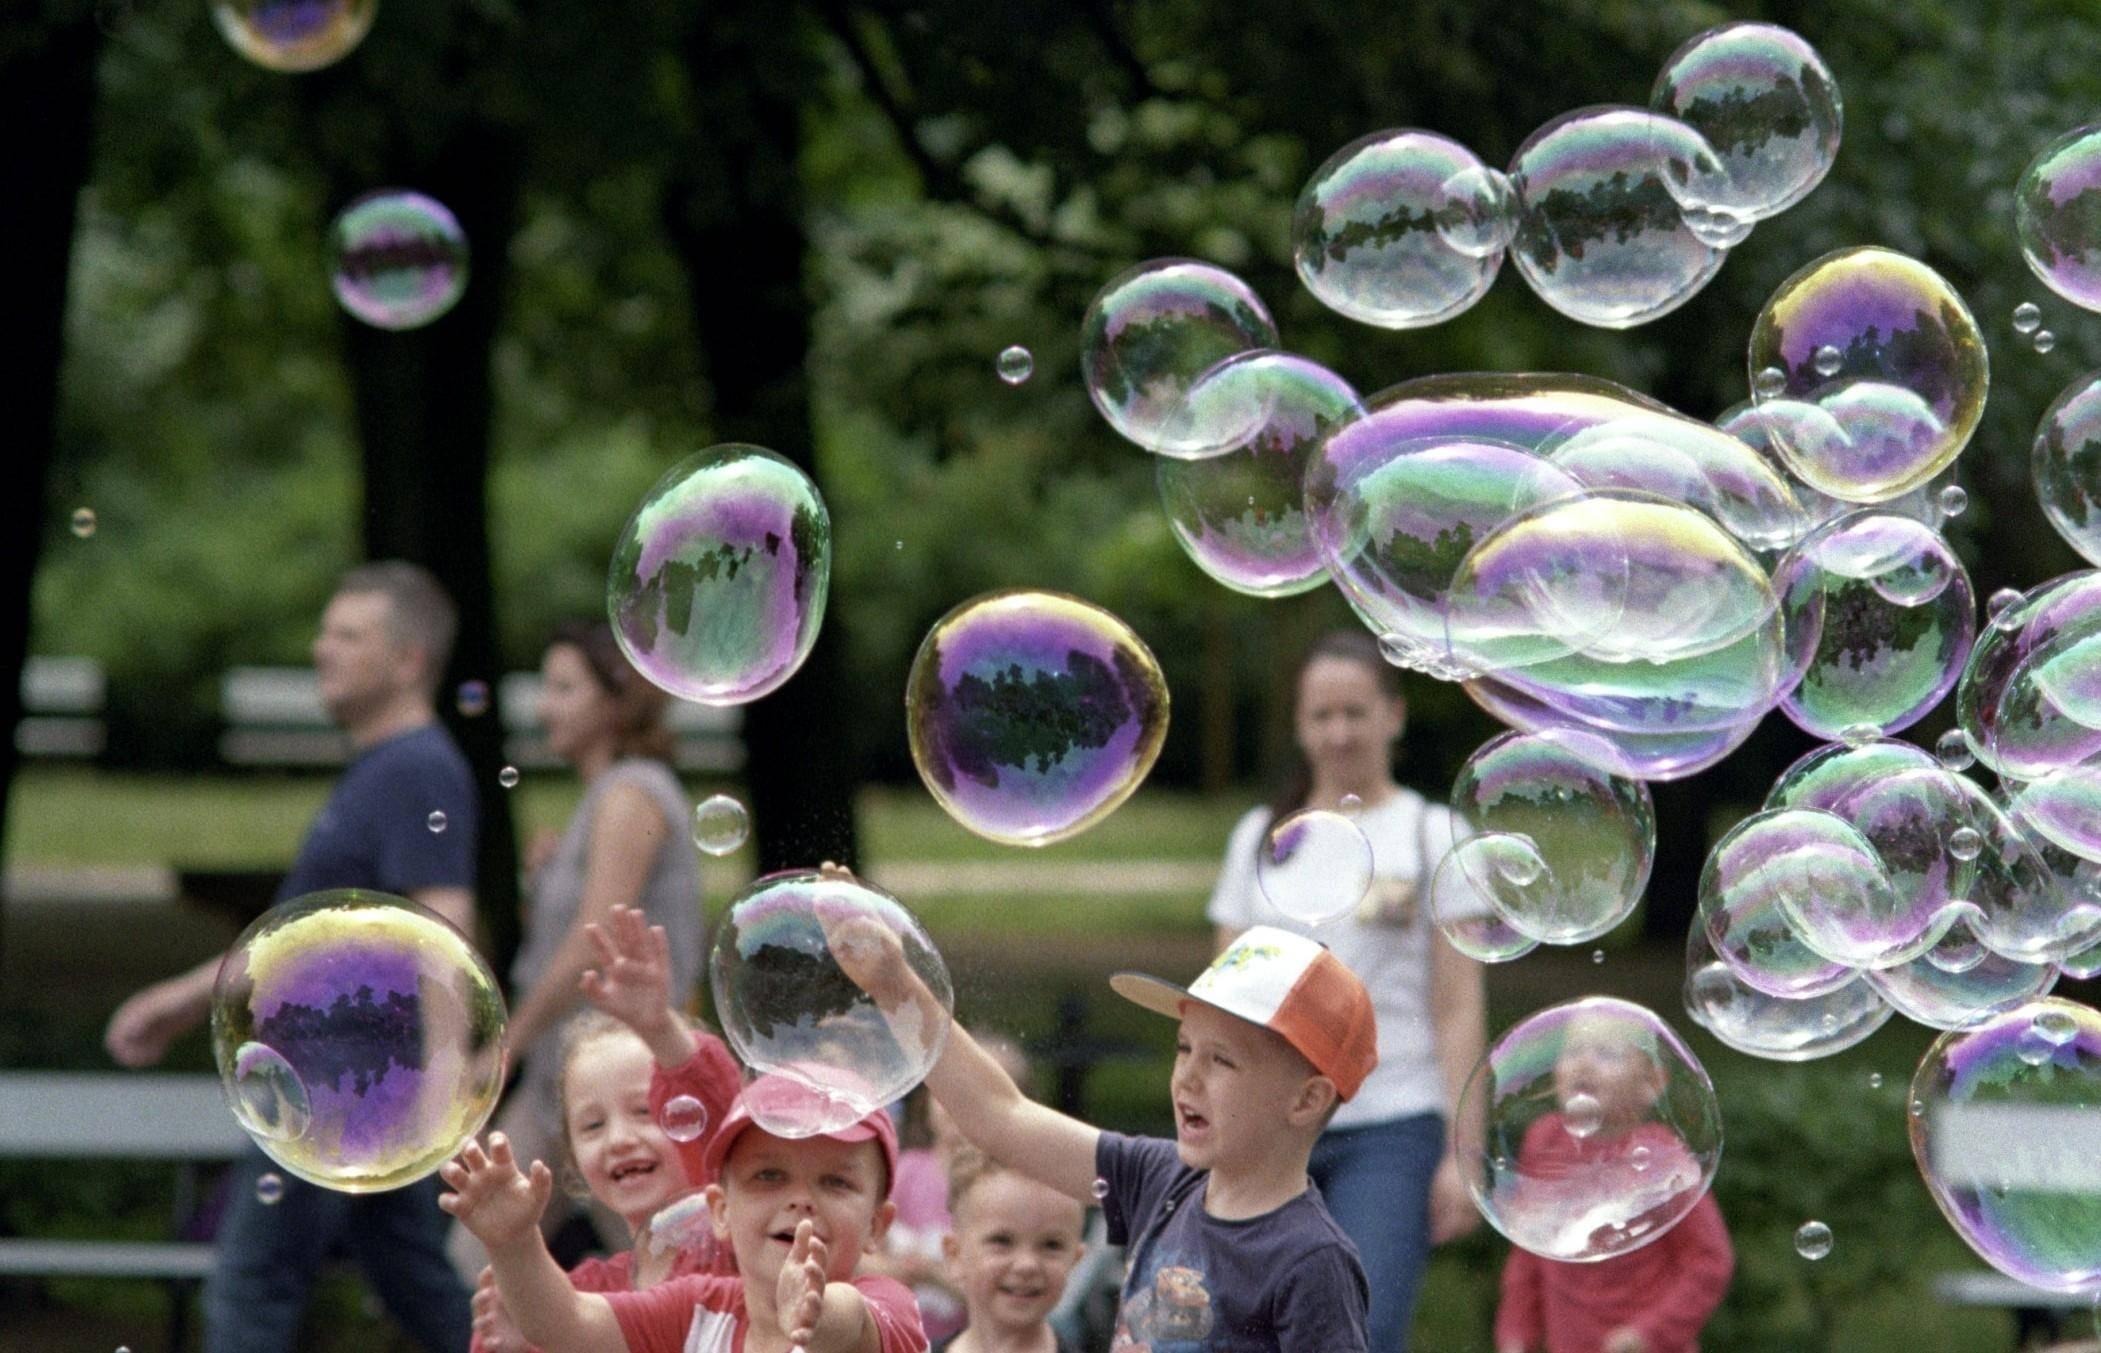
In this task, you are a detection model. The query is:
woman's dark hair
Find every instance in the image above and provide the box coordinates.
[549,619,676,765]
[1263,630,1405,831]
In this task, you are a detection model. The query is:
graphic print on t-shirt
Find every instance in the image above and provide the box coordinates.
[1110,1250,1217,1351]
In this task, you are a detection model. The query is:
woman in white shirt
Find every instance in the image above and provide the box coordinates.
[1207,630,1488,1352]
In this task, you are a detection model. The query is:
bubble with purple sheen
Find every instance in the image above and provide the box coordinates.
[1079,259,1276,455]
[1699,811,1861,999]
[1870,928,2059,1031]
[327,190,469,332]
[709,870,951,1117]
[1291,128,1507,329]
[210,890,506,1192]
[1772,511,1975,741]
[1747,247,1988,504]
[1910,998,2101,1289]
[1430,836,1543,964]
[607,444,830,708]
[1452,729,1653,945]
[1683,916,1891,1062]
[2033,373,2101,569]
[211,0,376,72]
[1650,22,1843,220]
[1765,736,1938,813]
[1507,106,1730,329]
[2017,126,2101,313]
[1457,996,1722,1262]
[1714,399,1944,550]
[1958,570,2101,781]
[1155,352,1362,598]
[1541,414,1806,554]
[1257,808,1375,926]
[906,590,1168,847]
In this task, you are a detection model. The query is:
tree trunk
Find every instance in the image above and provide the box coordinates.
[660,2,858,875]
[0,14,103,983]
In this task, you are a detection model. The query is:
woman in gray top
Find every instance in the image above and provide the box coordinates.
[450,620,704,1276]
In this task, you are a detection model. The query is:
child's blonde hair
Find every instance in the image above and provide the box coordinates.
[550,1008,688,1199]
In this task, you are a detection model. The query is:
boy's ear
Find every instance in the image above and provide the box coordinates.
[863,1198,898,1254]
[704,1183,731,1240]
[1288,1075,1340,1129]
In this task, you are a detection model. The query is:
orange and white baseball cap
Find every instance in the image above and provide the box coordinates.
[1110,926,1379,1100]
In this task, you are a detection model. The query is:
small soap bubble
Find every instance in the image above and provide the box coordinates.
[2036,1008,2080,1045]
[1500,851,1545,888]
[1948,826,1983,861]
[1630,1144,1651,1171]
[1259,809,1376,926]
[1936,729,1976,771]
[660,1094,709,1143]
[69,507,96,538]
[2036,329,2059,354]
[1795,1220,1833,1259]
[497,765,520,789]
[1562,1091,1604,1140]
[327,190,470,331]
[455,681,490,718]
[426,811,447,834]
[256,1172,285,1205]
[1092,1177,1110,1200]
[1755,366,1788,399]
[1081,259,1276,452]
[692,794,750,857]
[2015,302,2043,334]
[1338,793,1363,813]
[1592,949,1606,964]
[1813,344,1843,376]
[1939,485,1968,518]
[1868,1071,1884,1089]
[2017,1031,2054,1066]
[1989,587,2023,618]
[996,345,1034,385]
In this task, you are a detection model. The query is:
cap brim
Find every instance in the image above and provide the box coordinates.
[1109,971,1196,1020]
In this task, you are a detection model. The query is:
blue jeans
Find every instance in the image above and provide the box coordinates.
[202,1145,470,1353]
[1308,1112,1445,1353]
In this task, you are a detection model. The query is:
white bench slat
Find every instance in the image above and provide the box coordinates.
[0,1239,215,1280]
[0,1073,246,1158]
[1933,1269,2095,1309]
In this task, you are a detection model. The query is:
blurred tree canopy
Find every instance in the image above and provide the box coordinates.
[17,0,2101,902]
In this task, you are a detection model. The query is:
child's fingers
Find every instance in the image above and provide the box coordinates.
[458,1138,489,1171]
[579,968,609,1004]
[488,1132,515,1168]
[438,1159,468,1189]
[527,1159,555,1208]
[584,921,619,967]
[436,1190,461,1217]
[647,922,672,967]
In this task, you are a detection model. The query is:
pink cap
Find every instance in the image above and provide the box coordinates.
[699,1073,901,1193]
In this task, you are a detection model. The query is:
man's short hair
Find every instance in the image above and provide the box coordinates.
[337,561,458,691]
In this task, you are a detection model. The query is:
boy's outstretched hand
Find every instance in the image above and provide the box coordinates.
[438,1133,553,1251]
[776,1218,830,1348]
[580,905,673,1028]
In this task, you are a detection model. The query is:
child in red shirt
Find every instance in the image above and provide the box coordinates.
[1493,1015,1732,1353]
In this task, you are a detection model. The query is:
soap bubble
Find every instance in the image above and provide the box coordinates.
[1458,997,1722,1262]
[1940,485,1968,518]
[2031,373,2101,567]
[607,444,831,708]
[1766,736,1933,817]
[426,811,446,834]
[210,0,375,72]
[1079,259,1277,454]
[660,1094,709,1143]
[210,890,506,1192]
[1430,836,1541,963]
[1684,915,1891,1061]
[906,590,1168,847]
[1451,730,1654,945]
[1866,927,2059,1030]
[256,1172,285,1205]
[1772,511,1975,740]
[497,765,520,789]
[996,346,1034,385]
[1748,247,1988,504]
[1541,413,1806,554]
[1292,129,1507,329]
[1092,1177,1110,1200]
[1959,572,2101,782]
[2036,330,2059,355]
[1257,808,1376,926]
[1795,1220,1834,1260]
[693,794,750,857]
[1700,811,1863,997]
[69,508,96,538]
[1911,998,2101,1288]
[1936,730,1975,771]
[2016,125,2101,312]
[2008,762,2101,865]
[2016,302,2044,334]
[1650,22,1842,219]
[1508,106,1730,328]
[710,868,952,1122]
[1155,351,1364,597]
[1714,401,1940,551]
[455,681,490,718]
[327,190,469,332]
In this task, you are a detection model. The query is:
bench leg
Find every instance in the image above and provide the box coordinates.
[169,1276,197,1353]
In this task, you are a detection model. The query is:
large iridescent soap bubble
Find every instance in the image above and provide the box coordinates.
[1867,929,2058,1031]
[2032,372,2101,567]
[1911,999,2101,1288]
[211,0,375,71]
[327,190,469,332]
[1459,997,1722,1262]
[1959,571,2101,780]
[1541,414,1805,554]
[1747,247,1988,503]
[1451,730,1654,945]
[1256,808,1375,926]
[209,890,506,1192]
[1684,916,1891,1061]
[607,444,830,707]
[906,590,1169,847]
[1699,811,1861,998]
[1155,351,1363,597]
[1292,129,1512,329]
[1079,259,1277,455]
[1772,511,1975,740]
[2016,125,2101,312]
[1716,399,1945,551]
[1507,106,1730,328]
[710,867,952,1130]
[1650,22,1842,222]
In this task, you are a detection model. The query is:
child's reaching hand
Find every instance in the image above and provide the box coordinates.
[821,906,912,1009]
[580,906,697,1069]
[776,1218,830,1349]
[438,1133,554,1252]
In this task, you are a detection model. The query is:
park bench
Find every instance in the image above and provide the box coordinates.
[0,1071,245,1351]
[16,656,105,759]
[1934,1269,2097,1349]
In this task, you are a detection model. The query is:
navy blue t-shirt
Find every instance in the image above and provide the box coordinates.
[276,723,479,903]
[1097,1132,1368,1353]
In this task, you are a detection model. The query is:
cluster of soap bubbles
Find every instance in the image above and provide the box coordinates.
[1291,22,1839,332]
[1459,997,1723,1262]
[709,868,953,1135]
[210,890,506,1192]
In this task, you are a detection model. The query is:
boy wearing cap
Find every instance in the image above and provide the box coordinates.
[837,922,1377,1353]
[440,1076,928,1353]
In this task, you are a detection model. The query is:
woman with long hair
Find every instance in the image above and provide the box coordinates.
[1206,629,1488,1352]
